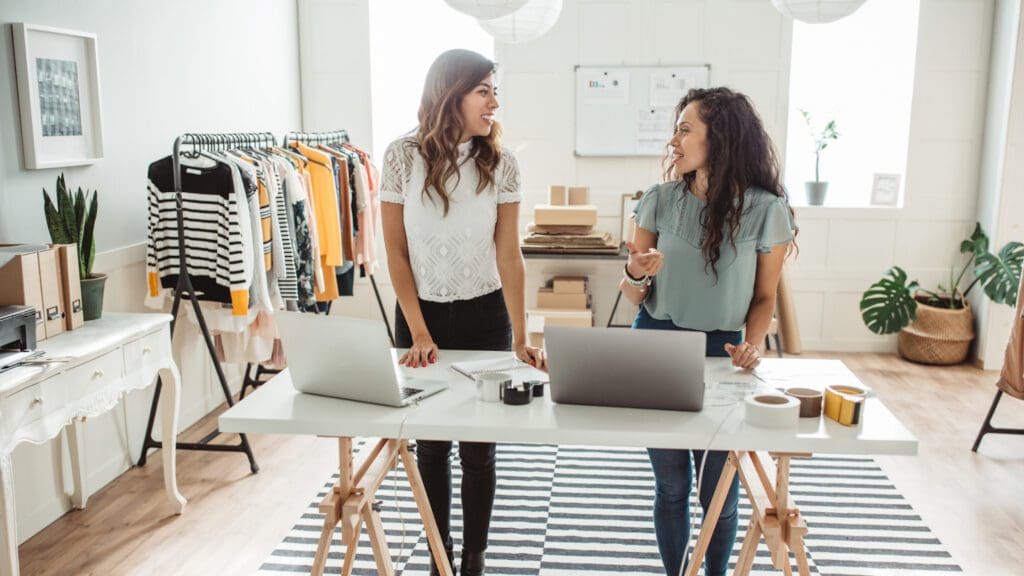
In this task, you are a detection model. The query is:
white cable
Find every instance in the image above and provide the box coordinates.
[391,412,410,569]
[678,401,740,576]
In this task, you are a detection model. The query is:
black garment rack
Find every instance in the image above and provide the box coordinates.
[137,132,277,474]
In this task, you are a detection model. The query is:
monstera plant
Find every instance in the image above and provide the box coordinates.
[860,223,1024,364]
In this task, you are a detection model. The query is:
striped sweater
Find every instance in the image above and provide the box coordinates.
[146,157,253,315]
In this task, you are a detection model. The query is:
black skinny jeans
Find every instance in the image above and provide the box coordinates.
[394,288,512,553]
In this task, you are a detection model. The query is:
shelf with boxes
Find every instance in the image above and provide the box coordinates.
[522,185,620,255]
[527,275,593,347]
[0,244,85,349]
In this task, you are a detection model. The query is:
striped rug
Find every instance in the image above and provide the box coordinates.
[259,443,960,575]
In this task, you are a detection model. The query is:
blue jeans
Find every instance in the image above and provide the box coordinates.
[633,306,742,576]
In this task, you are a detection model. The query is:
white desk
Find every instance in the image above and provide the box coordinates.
[220,354,917,576]
[0,314,186,576]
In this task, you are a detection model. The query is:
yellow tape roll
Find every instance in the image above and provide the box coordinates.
[824,384,867,426]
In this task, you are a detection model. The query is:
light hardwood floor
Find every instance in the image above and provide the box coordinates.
[16,353,1024,576]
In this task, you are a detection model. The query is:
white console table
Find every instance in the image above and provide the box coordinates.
[0,313,186,576]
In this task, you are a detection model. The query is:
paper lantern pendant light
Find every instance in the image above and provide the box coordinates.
[477,0,563,44]
[444,0,530,20]
[771,0,867,24]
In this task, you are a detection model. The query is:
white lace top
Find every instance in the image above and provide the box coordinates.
[381,136,522,302]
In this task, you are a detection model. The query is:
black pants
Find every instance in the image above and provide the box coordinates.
[394,289,512,553]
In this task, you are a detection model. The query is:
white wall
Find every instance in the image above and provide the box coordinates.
[974,0,1023,368]
[0,0,302,543]
[491,0,997,352]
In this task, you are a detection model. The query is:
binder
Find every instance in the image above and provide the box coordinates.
[37,247,65,339]
[54,244,84,330]
[0,244,45,340]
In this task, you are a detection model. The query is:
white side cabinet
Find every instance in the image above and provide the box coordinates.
[0,313,186,576]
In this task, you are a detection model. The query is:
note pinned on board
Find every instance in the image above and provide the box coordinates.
[650,72,690,107]
[581,69,630,105]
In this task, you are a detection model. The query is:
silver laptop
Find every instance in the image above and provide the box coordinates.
[276,312,447,407]
[544,325,706,411]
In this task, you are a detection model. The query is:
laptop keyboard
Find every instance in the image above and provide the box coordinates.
[400,386,423,400]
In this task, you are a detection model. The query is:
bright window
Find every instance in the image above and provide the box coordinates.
[368,0,494,165]
[784,1,920,207]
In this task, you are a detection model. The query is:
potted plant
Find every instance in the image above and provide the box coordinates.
[42,173,104,320]
[800,109,838,206]
[860,223,1024,365]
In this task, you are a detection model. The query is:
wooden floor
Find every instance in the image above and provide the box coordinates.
[17,353,1024,576]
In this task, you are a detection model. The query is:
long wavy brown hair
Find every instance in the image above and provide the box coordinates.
[663,87,797,279]
[416,49,503,216]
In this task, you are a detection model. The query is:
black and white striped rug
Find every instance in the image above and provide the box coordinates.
[259,444,960,575]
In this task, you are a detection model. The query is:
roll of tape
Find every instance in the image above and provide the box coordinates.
[824,384,867,426]
[744,393,800,428]
[785,387,824,418]
[476,372,511,403]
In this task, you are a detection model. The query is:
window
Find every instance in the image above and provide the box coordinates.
[368,0,494,166]
[783,1,920,207]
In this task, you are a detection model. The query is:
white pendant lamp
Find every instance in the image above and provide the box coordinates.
[477,0,563,44]
[771,0,867,24]
[443,0,530,20]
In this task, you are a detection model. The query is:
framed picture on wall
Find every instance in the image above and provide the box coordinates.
[620,190,643,245]
[870,173,901,206]
[11,23,104,169]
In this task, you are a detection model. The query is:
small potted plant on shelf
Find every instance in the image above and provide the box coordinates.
[860,223,1024,365]
[43,173,104,320]
[800,109,838,206]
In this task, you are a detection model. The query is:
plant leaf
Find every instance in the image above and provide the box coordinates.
[42,188,72,244]
[57,174,77,244]
[974,241,1024,305]
[860,266,919,335]
[75,187,86,243]
[81,191,98,278]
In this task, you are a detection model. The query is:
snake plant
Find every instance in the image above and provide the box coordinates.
[42,173,98,279]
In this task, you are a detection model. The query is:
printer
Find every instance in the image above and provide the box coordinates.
[0,305,38,371]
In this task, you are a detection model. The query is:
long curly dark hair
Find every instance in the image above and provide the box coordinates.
[417,49,502,216]
[663,87,796,280]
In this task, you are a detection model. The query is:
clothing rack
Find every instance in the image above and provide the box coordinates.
[282,129,394,346]
[137,132,276,474]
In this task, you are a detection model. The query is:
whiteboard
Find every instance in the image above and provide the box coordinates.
[575,65,710,157]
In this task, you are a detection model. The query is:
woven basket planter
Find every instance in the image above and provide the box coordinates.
[897,295,974,365]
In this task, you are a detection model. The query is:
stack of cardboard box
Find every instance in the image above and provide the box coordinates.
[527,275,592,347]
[0,243,85,341]
[522,186,619,255]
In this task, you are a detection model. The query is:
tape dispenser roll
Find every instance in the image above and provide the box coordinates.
[785,387,824,418]
[744,393,800,428]
[824,384,868,426]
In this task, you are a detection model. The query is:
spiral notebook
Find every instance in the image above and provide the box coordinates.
[451,356,548,381]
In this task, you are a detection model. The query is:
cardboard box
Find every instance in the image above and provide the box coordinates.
[549,185,567,206]
[54,244,84,330]
[529,308,593,329]
[552,276,588,294]
[534,204,598,227]
[537,287,589,309]
[528,332,544,348]
[0,244,45,340]
[37,247,65,339]
[568,186,590,205]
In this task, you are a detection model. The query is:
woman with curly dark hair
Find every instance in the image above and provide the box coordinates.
[619,87,797,576]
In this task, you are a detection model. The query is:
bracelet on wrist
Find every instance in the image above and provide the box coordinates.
[623,263,651,287]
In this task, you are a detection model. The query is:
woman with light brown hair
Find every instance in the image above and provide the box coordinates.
[380,48,545,576]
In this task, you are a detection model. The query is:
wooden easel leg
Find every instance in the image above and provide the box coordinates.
[364,502,396,576]
[734,518,762,575]
[311,516,335,576]
[400,441,454,576]
[684,453,738,576]
[340,515,364,576]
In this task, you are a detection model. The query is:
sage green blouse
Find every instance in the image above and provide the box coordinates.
[633,181,796,332]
